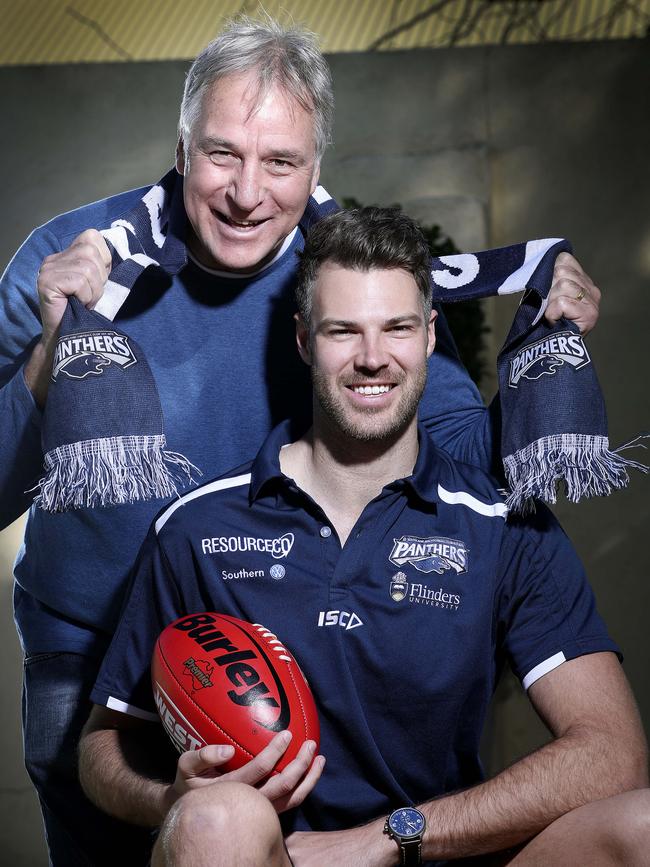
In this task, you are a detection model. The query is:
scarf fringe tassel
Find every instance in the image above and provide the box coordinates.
[34,435,201,513]
[504,434,648,515]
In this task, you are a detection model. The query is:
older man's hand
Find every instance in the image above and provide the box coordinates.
[544,252,601,335]
[25,229,113,406]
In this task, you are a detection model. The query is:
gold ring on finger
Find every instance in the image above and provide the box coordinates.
[575,287,586,302]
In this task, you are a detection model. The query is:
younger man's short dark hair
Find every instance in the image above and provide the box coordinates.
[296,206,433,325]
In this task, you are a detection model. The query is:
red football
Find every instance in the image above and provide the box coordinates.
[151,612,319,773]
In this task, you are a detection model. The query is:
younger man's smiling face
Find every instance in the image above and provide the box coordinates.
[298,262,437,443]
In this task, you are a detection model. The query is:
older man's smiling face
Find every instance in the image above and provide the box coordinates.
[177,70,320,273]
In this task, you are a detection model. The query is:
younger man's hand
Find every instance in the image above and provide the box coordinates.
[167,730,324,815]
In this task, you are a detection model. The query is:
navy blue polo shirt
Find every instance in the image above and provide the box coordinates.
[92,421,618,834]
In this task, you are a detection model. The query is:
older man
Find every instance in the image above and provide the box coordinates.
[0,17,598,867]
[79,207,647,866]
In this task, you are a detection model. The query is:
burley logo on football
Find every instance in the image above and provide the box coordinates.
[390,536,468,575]
[508,330,590,388]
[51,330,137,381]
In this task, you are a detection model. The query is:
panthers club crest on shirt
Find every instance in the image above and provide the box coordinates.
[389,536,469,575]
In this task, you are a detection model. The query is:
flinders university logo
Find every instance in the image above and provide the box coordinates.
[509,331,590,388]
[388,572,461,611]
[389,572,409,601]
[52,330,137,381]
[390,536,469,575]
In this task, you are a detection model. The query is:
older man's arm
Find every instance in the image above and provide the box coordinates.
[286,652,647,866]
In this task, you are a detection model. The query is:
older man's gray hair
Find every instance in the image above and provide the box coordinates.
[179,16,334,162]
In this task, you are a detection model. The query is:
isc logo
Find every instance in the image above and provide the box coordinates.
[317,610,363,630]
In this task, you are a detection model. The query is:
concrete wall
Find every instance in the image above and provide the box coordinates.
[1,40,648,861]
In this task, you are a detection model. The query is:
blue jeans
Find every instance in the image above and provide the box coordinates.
[22,651,155,866]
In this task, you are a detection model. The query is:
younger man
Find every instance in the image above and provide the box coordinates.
[80,208,648,865]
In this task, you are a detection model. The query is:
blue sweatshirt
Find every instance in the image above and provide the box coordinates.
[0,182,492,657]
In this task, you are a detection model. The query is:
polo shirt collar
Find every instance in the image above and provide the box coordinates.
[250,420,441,506]
[249,420,298,503]
[405,426,442,505]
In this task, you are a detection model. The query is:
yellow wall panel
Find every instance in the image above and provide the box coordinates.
[0,0,648,65]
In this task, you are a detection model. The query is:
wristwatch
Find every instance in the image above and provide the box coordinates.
[383,806,426,866]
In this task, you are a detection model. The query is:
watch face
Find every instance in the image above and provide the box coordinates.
[388,808,425,839]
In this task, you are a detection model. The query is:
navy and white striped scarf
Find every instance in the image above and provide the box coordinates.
[36,169,646,513]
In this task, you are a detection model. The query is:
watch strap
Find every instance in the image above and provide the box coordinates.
[400,837,422,866]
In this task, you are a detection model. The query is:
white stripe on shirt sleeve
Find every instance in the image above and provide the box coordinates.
[106,696,159,722]
[437,484,508,519]
[522,651,567,691]
[155,472,251,533]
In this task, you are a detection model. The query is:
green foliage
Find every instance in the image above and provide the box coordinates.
[341,198,489,389]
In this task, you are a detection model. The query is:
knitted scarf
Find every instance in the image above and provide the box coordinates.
[35,169,645,513]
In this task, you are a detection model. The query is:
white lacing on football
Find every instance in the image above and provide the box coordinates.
[253,623,291,662]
